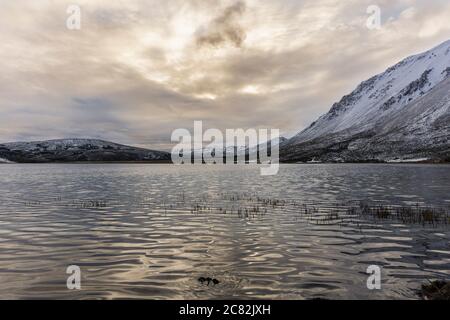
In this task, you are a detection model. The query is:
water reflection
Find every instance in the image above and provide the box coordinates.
[0,164,449,299]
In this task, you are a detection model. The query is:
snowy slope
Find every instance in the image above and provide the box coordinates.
[0,157,14,163]
[246,136,288,155]
[291,39,450,143]
[282,39,450,162]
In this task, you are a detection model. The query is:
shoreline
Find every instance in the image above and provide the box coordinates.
[1,161,449,165]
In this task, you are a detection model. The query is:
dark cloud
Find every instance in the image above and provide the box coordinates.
[195,1,247,48]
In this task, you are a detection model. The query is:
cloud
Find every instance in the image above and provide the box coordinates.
[195,1,247,48]
[0,0,450,149]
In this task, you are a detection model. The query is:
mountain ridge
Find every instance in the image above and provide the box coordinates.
[281,39,450,162]
[0,138,171,163]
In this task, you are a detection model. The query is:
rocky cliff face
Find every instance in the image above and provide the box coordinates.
[0,139,171,163]
[281,40,450,162]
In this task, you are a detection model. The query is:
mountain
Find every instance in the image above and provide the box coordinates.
[281,40,450,163]
[247,136,288,156]
[0,139,171,163]
[199,136,288,156]
[188,136,287,163]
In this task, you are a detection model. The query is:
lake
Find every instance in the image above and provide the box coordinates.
[0,163,449,299]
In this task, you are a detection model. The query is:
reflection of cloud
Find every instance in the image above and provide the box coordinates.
[0,0,449,148]
[195,1,247,48]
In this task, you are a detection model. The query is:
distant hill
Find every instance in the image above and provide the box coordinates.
[0,139,171,163]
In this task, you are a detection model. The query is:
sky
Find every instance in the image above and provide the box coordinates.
[1,0,450,150]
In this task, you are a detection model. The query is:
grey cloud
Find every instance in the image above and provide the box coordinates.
[195,1,247,48]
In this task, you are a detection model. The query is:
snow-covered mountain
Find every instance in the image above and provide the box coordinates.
[0,139,170,163]
[198,136,288,156]
[281,39,450,162]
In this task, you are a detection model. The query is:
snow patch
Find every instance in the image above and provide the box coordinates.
[387,158,429,163]
[0,157,14,163]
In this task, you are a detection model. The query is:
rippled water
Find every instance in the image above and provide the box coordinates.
[0,164,449,300]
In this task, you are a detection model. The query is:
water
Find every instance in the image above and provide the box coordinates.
[0,163,449,300]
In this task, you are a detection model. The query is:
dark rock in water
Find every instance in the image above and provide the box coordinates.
[198,276,220,286]
[421,281,450,300]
